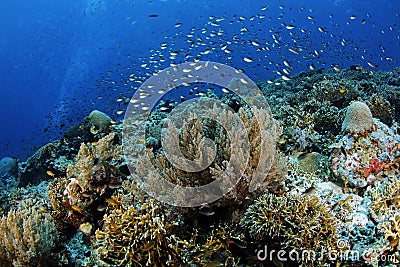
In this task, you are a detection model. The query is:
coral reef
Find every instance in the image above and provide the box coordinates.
[330,119,400,189]
[2,66,400,267]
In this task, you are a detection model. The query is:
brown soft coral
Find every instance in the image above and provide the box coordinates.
[130,101,282,209]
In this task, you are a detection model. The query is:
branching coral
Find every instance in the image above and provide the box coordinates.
[95,196,184,266]
[240,193,339,265]
[368,93,393,126]
[382,213,400,252]
[366,176,400,223]
[183,223,247,266]
[0,199,60,267]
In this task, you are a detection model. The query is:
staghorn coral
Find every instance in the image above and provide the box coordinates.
[382,213,400,252]
[240,193,339,265]
[94,193,248,267]
[47,133,124,230]
[0,199,61,267]
[95,196,184,266]
[183,223,247,266]
[366,176,400,220]
[312,78,358,107]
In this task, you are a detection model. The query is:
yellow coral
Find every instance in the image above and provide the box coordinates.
[95,198,183,266]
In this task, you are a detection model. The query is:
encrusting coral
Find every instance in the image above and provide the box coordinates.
[330,118,400,189]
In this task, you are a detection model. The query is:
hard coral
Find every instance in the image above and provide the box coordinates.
[382,213,400,252]
[240,193,339,265]
[89,110,111,134]
[368,93,393,126]
[342,101,374,134]
[18,141,62,186]
[330,119,400,189]
[95,197,183,266]
[184,223,247,266]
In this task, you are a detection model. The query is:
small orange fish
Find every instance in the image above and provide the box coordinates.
[46,170,55,177]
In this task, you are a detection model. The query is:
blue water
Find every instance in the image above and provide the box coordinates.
[0,0,399,160]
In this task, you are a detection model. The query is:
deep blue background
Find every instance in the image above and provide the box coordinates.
[0,0,399,160]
